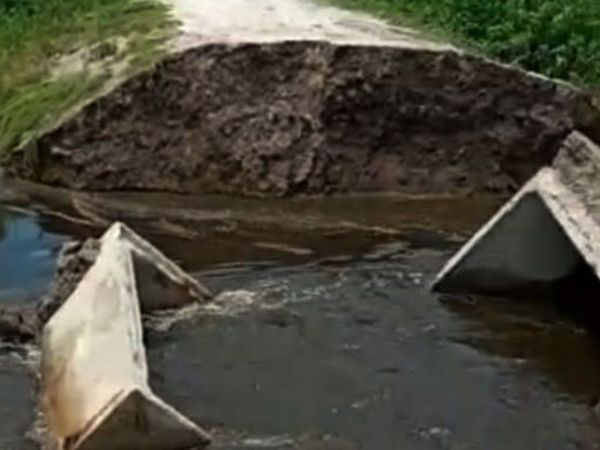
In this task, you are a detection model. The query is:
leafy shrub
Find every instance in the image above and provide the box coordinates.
[331,0,600,86]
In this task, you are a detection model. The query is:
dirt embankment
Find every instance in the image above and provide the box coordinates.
[8,41,600,197]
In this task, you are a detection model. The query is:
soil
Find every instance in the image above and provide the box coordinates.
[7,41,599,197]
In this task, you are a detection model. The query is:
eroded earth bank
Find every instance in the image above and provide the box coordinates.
[5,0,600,197]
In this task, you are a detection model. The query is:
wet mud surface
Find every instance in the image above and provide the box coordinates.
[9,42,599,197]
[1,194,600,449]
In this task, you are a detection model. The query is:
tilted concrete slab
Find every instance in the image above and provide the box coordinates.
[433,132,600,295]
[41,224,211,450]
[71,390,208,450]
[101,222,212,312]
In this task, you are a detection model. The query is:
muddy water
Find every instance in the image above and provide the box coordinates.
[150,257,600,449]
[1,196,600,449]
[0,351,36,450]
[0,205,66,449]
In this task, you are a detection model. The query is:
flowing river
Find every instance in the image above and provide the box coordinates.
[1,192,600,450]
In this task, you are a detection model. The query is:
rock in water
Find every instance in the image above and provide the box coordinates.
[0,305,38,342]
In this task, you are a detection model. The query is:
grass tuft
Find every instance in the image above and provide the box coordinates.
[0,0,176,159]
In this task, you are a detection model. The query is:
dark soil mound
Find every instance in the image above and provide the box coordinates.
[8,41,600,196]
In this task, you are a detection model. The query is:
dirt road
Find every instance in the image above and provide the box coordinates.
[169,0,454,50]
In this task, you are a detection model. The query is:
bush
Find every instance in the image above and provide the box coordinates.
[330,0,600,86]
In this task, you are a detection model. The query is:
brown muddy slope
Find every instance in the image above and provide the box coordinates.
[9,42,600,196]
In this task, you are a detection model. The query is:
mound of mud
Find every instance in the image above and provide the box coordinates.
[9,42,600,196]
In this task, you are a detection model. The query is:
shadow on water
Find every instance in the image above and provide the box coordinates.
[441,261,600,404]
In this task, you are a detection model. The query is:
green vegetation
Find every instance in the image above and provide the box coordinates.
[0,0,175,159]
[328,0,600,86]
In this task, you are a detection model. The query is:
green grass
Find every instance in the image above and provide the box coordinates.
[0,0,176,160]
[327,0,600,87]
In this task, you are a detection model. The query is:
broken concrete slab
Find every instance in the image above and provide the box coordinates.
[72,389,210,450]
[101,222,212,312]
[41,229,210,450]
[38,223,212,326]
[433,131,600,296]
